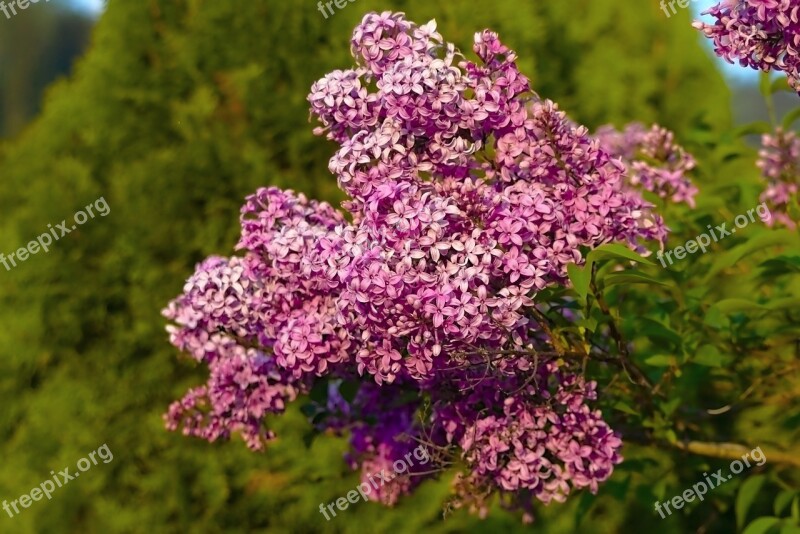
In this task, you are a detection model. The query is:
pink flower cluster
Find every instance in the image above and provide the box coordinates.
[757,128,800,228]
[163,12,674,518]
[162,255,307,450]
[694,0,800,91]
[433,363,622,517]
[596,123,698,208]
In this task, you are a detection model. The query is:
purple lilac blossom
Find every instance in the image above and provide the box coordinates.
[757,128,800,228]
[694,0,800,92]
[163,11,673,519]
[432,361,621,517]
[596,123,698,208]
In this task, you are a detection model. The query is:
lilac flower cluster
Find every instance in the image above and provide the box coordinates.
[433,363,622,521]
[693,0,800,91]
[596,123,698,208]
[163,343,300,451]
[757,128,800,228]
[163,11,674,519]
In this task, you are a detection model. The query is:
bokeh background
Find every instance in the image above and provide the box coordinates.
[0,1,794,533]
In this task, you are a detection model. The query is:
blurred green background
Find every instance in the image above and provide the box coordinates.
[0,1,795,533]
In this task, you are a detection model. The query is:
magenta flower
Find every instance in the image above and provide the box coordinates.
[596,123,698,208]
[694,0,800,92]
[757,128,800,228]
[162,11,679,520]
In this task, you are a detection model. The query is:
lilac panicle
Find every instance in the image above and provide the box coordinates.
[694,0,800,92]
[757,128,800,228]
[161,11,682,519]
[596,123,698,208]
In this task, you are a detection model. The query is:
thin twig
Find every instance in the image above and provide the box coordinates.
[589,266,655,392]
[672,440,800,469]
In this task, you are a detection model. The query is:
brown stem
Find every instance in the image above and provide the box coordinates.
[589,266,655,392]
[672,440,800,469]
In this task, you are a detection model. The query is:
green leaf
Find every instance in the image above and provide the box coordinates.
[613,401,639,416]
[636,317,683,347]
[576,316,599,333]
[694,344,733,367]
[659,397,681,417]
[587,243,655,266]
[603,271,671,288]
[567,263,591,301]
[704,305,731,329]
[299,403,319,419]
[772,76,792,94]
[705,230,800,283]
[780,524,800,534]
[339,380,359,403]
[711,299,768,315]
[743,517,781,534]
[775,491,797,516]
[738,476,768,529]
[602,474,632,501]
[767,298,800,312]
[644,355,675,367]
[760,255,800,277]
[311,411,328,425]
[309,380,328,404]
[709,297,800,317]
[735,121,775,138]
[574,490,596,528]
[783,107,800,130]
[302,430,317,449]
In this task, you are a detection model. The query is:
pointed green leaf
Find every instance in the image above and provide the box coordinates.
[636,317,683,347]
[603,270,671,288]
[771,76,792,94]
[644,355,675,367]
[613,401,639,416]
[694,344,733,367]
[783,107,800,130]
[735,121,775,138]
[567,263,591,301]
[587,243,655,266]
[711,299,769,315]
[705,230,800,283]
[738,476,768,529]
[743,517,781,534]
[774,491,796,516]
[759,255,800,277]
